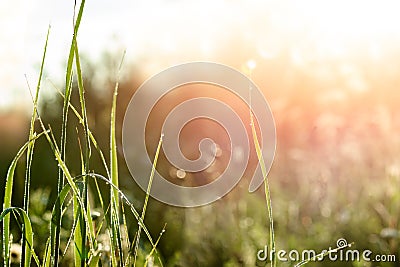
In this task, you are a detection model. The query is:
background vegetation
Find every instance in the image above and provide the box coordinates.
[1,1,400,266]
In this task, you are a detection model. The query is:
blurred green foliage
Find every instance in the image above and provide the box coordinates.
[1,50,399,266]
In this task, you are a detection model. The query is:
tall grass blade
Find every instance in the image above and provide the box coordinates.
[22,23,50,263]
[50,183,72,264]
[74,136,85,265]
[55,0,86,264]
[85,173,156,247]
[42,239,51,267]
[37,118,92,249]
[1,208,34,267]
[109,51,126,266]
[110,50,125,210]
[23,24,50,214]
[74,36,91,265]
[50,82,111,177]
[133,133,164,266]
[2,132,45,266]
[144,224,166,267]
[250,110,276,267]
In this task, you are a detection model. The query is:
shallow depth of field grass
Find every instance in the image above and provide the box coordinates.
[2,1,400,267]
[1,1,165,266]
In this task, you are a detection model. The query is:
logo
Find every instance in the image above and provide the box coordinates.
[122,62,276,207]
[257,238,396,264]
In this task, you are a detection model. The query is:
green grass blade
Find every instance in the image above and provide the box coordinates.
[2,132,46,266]
[250,111,276,267]
[74,38,90,266]
[22,23,50,265]
[55,0,86,264]
[50,183,72,264]
[41,238,51,267]
[74,36,92,266]
[109,51,126,266]
[37,118,92,244]
[1,208,34,267]
[50,81,111,177]
[86,173,156,247]
[144,224,166,267]
[88,251,101,267]
[110,50,125,211]
[74,138,85,265]
[24,24,50,213]
[133,133,164,265]
[73,191,84,265]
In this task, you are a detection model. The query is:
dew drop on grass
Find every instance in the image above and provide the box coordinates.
[176,169,186,179]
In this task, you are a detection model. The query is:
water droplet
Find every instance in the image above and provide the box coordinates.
[176,169,186,179]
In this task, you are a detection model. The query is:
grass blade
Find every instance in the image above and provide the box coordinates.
[22,23,50,264]
[110,50,125,211]
[85,173,156,247]
[1,208,34,267]
[74,36,91,265]
[133,133,164,266]
[2,132,46,266]
[37,119,93,259]
[55,0,86,264]
[109,51,126,266]
[49,81,111,177]
[144,224,166,267]
[250,108,276,267]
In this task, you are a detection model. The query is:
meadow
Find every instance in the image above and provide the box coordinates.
[1,1,400,266]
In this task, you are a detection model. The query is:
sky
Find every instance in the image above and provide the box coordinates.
[1,0,260,111]
[1,0,400,111]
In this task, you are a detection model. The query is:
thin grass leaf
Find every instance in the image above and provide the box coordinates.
[88,250,101,267]
[121,198,132,267]
[2,132,46,266]
[73,190,84,265]
[134,133,164,266]
[49,80,111,177]
[74,134,85,265]
[109,204,123,267]
[144,224,166,267]
[24,24,50,213]
[109,51,126,266]
[1,208,34,267]
[84,173,156,247]
[74,34,92,265]
[41,238,51,267]
[37,118,94,254]
[111,50,125,210]
[250,109,276,267]
[73,172,158,265]
[21,23,50,264]
[55,0,86,263]
[50,183,72,264]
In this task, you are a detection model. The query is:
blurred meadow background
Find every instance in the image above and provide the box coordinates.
[1,0,400,266]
